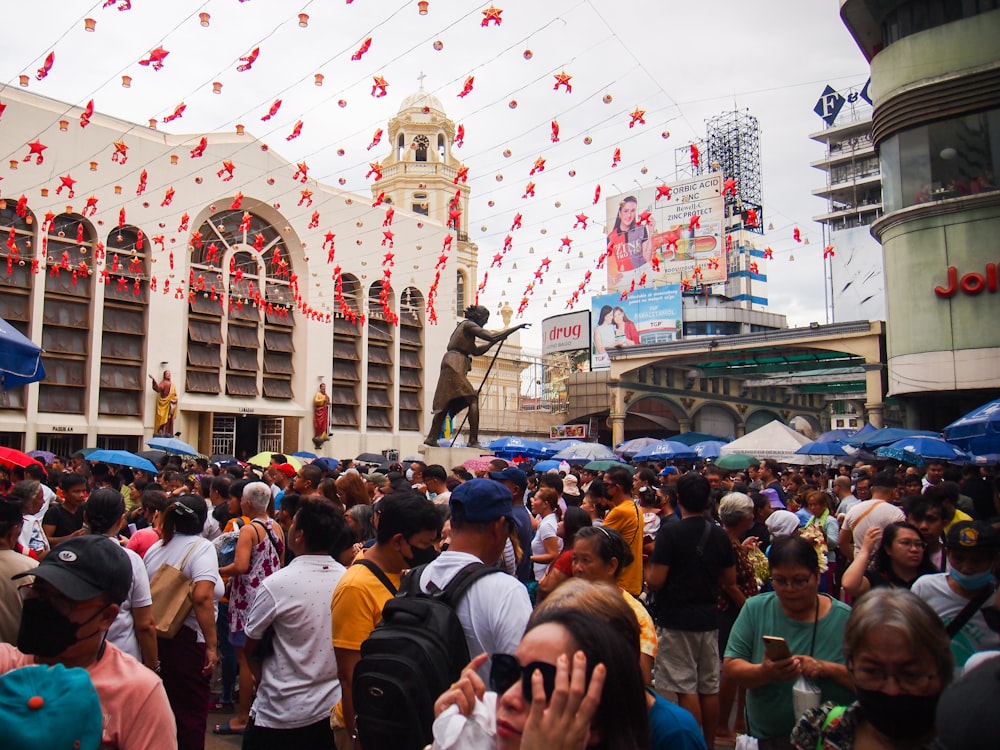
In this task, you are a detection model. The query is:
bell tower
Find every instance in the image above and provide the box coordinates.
[375,77,478,317]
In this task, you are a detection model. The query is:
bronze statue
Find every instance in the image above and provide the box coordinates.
[424,305,528,448]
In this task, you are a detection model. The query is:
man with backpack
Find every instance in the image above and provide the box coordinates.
[332,491,443,748]
[351,479,531,750]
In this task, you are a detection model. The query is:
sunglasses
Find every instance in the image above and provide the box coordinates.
[489,653,558,703]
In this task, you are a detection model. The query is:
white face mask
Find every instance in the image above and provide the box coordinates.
[405,469,414,482]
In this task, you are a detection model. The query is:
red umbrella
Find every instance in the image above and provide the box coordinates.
[0,446,44,470]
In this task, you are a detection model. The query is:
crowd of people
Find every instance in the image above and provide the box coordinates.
[0,448,998,750]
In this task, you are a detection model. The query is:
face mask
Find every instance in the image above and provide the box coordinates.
[856,688,939,740]
[949,566,995,590]
[405,469,414,482]
[17,597,106,658]
[404,543,439,567]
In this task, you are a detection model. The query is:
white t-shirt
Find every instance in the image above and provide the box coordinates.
[107,545,153,662]
[18,516,49,556]
[245,554,346,728]
[201,513,221,541]
[531,513,562,582]
[143,534,223,642]
[843,499,904,555]
[417,550,533,680]
[911,573,1000,673]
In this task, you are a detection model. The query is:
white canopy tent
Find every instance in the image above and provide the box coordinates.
[719,420,813,465]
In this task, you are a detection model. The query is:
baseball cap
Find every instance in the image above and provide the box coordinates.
[944,521,1000,551]
[275,463,297,478]
[366,472,389,487]
[0,664,102,750]
[658,466,678,477]
[489,466,528,491]
[13,535,132,604]
[451,478,514,523]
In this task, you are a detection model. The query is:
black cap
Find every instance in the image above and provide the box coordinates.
[14,535,132,604]
[944,521,1000,551]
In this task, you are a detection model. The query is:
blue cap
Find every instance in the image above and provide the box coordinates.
[451,478,514,522]
[488,466,528,490]
[659,466,678,476]
[0,664,102,750]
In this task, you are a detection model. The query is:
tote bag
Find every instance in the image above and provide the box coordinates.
[149,541,200,639]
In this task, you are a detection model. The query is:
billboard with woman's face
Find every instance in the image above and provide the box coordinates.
[605,173,726,293]
[590,285,682,370]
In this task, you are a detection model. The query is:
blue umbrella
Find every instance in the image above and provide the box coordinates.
[944,398,1000,456]
[551,443,620,465]
[692,440,726,460]
[875,437,970,463]
[532,459,563,473]
[0,316,45,389]
[86,449,159,474]
[312,457,340,472]
[291,451,318,460]
[488,437,548,459]
[632,440,699,462]
[614,437,662,459]
[795,441,852,456]
[148,436,200,456]
[844,427,940,449]
[814,428,858,443]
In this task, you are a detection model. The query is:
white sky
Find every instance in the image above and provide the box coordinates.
[1,0,871,349]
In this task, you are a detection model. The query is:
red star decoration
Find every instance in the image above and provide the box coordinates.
[24,141,47,164]
[56,174,76,198]
[481,5,503,26]
[138,46,170,71]
[637,211,652,226]
[688,214,701,231]
[371,76,389,98]
[723,178,738,195]
[574,214,589,229]
[553,71,572,93]
[560,237,572,249]
[629,108,646,128]
[655,184,672,202]
[529,157,546,175]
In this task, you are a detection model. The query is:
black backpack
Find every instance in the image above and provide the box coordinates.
[353,561,503,750]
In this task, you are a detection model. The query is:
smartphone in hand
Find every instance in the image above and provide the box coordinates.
[762,636,792,661]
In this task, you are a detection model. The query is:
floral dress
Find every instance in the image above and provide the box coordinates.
[228,518,283,633]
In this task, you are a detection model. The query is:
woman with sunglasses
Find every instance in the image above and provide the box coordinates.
[723,536,855,749]
[841,522,937,599]
[434,607,647,750]
[791,588,953,750]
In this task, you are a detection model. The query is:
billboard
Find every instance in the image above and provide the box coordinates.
[591,285,682,370]
[550,424,587,439]
[540,310,591,355]
[605,173,726,293]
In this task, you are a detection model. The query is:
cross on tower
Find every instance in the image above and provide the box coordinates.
[417,71,426,90]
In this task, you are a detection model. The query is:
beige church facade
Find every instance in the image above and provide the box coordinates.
[0,87,490,460]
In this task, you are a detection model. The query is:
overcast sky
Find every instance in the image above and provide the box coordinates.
[1,0,871,349]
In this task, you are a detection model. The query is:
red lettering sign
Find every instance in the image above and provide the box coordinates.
[934,263,998,298]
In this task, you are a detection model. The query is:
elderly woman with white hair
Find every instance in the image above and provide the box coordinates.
[215,481,285,736]
[717,492,762,744]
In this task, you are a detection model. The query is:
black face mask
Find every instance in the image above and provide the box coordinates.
[404,543,440,567]
[856,687,940,740]
[17,596,106,658]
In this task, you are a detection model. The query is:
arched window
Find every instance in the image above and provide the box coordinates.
[367,281,395,431]
[438,133,446,161]
[414,134,429,162]
[456,269,467,316]
[39,213,95,414]
[399,287,424,432]
[397,133,405,161]
[331,274,362,428]
[99,226,148,416]
[185,207,295,399]
[0,203,36,412]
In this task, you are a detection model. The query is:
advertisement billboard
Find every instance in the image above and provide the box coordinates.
[550,424,588,439]
[605,173,726,293]
[591,285,682,370]
[540,310,591,356]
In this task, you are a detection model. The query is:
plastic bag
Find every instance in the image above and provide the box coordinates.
[432,691,496,750]
[792,674,821,719]
[735,735,758,750]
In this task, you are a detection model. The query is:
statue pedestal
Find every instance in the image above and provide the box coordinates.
[420,445,493,468]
